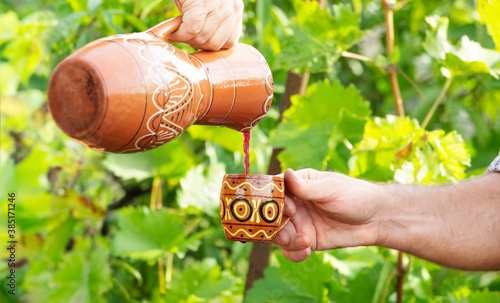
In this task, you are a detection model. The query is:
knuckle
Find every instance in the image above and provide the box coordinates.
[183,22,203,37]
[192,35,210,46]
[220,5,232,15]
[234,0,244,12]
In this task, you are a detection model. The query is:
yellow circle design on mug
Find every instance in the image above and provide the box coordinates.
[230,198,253,222]
[259,199,279,223]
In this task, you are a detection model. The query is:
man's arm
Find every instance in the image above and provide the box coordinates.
[275,169,500,270]
[377,172,500,270]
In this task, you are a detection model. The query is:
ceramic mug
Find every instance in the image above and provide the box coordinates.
[220,174,290,242]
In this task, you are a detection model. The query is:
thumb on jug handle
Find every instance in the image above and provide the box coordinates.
[147,15,182,40]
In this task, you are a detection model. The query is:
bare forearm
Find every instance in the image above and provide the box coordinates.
[376,173,500,270]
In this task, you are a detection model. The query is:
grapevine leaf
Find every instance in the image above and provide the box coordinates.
[273,81,371,171]
[275,125,333,170]
[50,244,112,303]
[350,115,424,182]
[87,0,103,13]
[422,16,453,60]
[350,115,470,184]
[426,130,470,181]
[276,1,363,73]
[443,37,500,78]
[465,290,500,303]
[245,252,334,303]
[324,247,385,278]
[423,15,500,79]
[111,206,192,261]
[477,0,500,52]
[177,162,226,217]
[102,139,194,181]
[188,125,243,153]
[328,268,381,303]
[165,258,237,301]
[0,149,15,196]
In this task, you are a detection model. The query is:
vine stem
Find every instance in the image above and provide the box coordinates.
[395,66,427,102]
[396,252,404,303]
[382,0,405,117]
[341,51,372,62]
[381,0,406,302]
[150,178,166,296]
[380,270,398,303]
[340,52,426,103]
[421,77,453,129]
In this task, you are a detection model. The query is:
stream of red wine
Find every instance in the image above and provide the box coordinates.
[243,130,250,174]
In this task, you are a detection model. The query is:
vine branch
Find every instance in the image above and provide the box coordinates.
[421,77,453,129]
[341,52,426,103]
[341,51,372,62]
[150,178,166,296]
[395,66,427,102]
[382,0,404,117]
[382,0,407,302]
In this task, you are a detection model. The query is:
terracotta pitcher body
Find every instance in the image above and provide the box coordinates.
[48,16,273,153]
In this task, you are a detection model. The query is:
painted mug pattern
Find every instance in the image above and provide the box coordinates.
[220,174,290,242]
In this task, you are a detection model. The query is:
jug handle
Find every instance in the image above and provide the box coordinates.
[147,15,182,40]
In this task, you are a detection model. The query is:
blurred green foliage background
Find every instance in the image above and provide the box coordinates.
[1,0,500,302]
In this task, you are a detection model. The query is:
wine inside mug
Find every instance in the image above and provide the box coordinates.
[220,174,290,243]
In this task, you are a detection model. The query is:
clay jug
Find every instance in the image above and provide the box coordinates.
[48,16,273,154]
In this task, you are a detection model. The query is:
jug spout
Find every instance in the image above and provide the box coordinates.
[47,17,273,154]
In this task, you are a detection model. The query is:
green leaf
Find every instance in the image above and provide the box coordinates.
[103,139,194,181]
[324,247,385,279]
[276,125,333,170]
[423,15,500,79]
[328,269,378,303]
[478,0,500,52]
[50,244,112,303]
[422,16,452,60]
[111,206,191,261]
[350,115,424,182]
[276,1,363,73]
[426,130,470,181]
[0,149,15,195]
[188,125,244,153]
[87,0,103,13]
[350,115,470,183]
[165,258,238,302]
[455,290,500,303]
[0,11,20,43]
[177,162,226,217]
[245,252,334,303]
[443,37,500,78]
[43,211,77,262]
[273,80,371,171]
